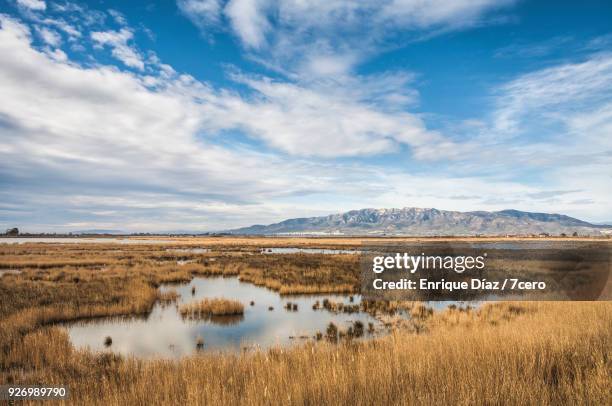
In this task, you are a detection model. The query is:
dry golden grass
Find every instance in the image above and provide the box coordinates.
[0,240,610,405]
[0,242,361,294]
[157,289,180,304]
[0,302,609,405]
[179,298,244,319]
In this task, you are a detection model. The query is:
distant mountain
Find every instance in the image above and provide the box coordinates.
[228,208,612,236]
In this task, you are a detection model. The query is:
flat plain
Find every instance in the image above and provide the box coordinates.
[0,237,610,405]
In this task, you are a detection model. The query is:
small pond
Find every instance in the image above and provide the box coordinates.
[66,277,384,358]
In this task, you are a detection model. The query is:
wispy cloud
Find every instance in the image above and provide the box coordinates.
[178,0,515,77]
[492,53,612,135]
[91,28,145,70]
[494,36,573,59]
[35,25,60,46]
[216,72,446,157]
[108,9,127,26]
[224,0,270,49]
[16,0,46,12]
[177,0,223,28]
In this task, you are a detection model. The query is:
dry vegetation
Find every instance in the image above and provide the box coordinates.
[0,242,362,294]
[157,289,180,304]
[179,298,244,319]
[0,239,610,405]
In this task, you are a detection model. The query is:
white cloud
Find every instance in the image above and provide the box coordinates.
[494,36,573,59]
[492,53,612,135]
[301,52,358,77]
[380,0,512,28]
[213,73,446,157]
[91,28,145,70]
[449,52,612,220]
[225,0,270,49]
[42,18,81,38]
[178,0,271,49]
[36,26,60,46]
[86,7,448,161]
[16,0,46,11]
[108,9,127,26]
[177,0,224,27]
[178,0,515,77]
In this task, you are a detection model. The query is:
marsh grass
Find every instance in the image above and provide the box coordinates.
[4,301,608,405]
[179,298,244,319]
[0,243,362,295]
[0,241,610,405]
[157,289,180,304]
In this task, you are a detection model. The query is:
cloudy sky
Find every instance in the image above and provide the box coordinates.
[0,0,611,232]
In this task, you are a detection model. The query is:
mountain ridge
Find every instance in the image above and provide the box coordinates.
[228,207,612,236]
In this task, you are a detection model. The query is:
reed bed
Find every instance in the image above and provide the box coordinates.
[0,243,360,294]
[157,289,180,304]
[0,302,609,405]
[0,240,610,405]
[179,298,244,319]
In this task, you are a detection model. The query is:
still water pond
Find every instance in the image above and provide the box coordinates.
[66,277,383,358]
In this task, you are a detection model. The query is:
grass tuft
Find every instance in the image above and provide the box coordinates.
[179,298,244,320]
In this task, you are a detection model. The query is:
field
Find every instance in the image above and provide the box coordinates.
[0,238,610,405]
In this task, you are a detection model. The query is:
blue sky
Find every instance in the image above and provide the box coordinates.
[0,0,611,232]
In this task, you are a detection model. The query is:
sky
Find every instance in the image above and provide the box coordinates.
[0,0,611,233]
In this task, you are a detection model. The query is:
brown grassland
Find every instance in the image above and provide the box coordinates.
[0,238,610,405]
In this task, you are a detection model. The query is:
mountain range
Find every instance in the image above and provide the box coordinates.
[228,208,612,236]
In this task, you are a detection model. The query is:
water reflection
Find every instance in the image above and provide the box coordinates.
[206,314,245,326]
[66,277,382,358]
